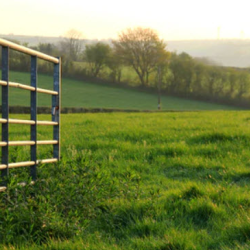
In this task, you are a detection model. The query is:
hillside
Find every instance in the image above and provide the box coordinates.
[4,71,240,111]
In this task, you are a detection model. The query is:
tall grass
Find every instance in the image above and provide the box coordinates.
[1,111,250,249]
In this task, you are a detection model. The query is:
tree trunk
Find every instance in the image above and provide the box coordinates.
[157,66,161,110]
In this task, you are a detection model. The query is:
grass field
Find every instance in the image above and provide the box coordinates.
[1,111,250,249]
[2,70,241,110]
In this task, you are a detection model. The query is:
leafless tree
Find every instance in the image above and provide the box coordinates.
[60,29,84,61]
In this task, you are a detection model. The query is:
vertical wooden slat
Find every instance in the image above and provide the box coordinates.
[30,56,37,181]
[52,58,61,160]
[1,46,9,185]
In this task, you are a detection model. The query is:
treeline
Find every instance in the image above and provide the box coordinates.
[1,28,250,108]
[168,53,250,107]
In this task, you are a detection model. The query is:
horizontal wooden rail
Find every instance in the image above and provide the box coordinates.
[37,121,58,126]
[0,80,58,95]
[0,181,35,191]
[0,141,35,146]
[9,161,36,168]
[37,88,58,95]
[0,80,33,90]
[37,158,58,164]
[0,38,59,64]
[0,119,58,126]
[0,118,35,125]
[37,140,58,145]
[0,158,58,170]
[0,165,6,170]
[18,181,35,187]
[0,140,58,147]
[0,187,7,192]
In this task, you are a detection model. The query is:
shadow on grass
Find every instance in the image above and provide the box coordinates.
[194,147,225,159]
[188,132,250,145]
[217,223,250,249]
[164,186,218,229]
[156,242,186,250]
[228,171,250,187]
[163,164,225,183]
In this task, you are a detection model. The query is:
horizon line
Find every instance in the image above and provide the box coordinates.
[1,34,250,42]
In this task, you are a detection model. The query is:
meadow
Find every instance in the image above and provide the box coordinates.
[1,111,250,249]
[2,70,240,110]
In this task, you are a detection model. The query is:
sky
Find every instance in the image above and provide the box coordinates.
[1,0,250,40]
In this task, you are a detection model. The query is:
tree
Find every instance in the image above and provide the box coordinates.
[237,71,250,100]
[113,27,169,86]
[106,49,123,83]
[84,42,111,77]
[205,66,224,99]
[37,43,55,55]
[60,29,84,61]
[169,52,195,96]
[227,68,239,99]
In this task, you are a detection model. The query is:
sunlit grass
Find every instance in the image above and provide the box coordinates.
[1,111,250,249]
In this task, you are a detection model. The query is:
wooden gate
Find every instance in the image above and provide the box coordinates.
[0,38,61,191]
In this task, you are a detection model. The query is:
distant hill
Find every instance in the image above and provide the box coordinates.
[167,39,250,68]
[1,34,250,68]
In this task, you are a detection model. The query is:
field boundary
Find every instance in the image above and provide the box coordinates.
[2,106,216,113]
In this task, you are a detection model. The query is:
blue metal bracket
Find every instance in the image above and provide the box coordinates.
[1,46,9,186]
[52,58,61,160]
[30,56,37,181]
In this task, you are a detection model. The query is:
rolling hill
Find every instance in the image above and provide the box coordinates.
[2,71,241,111]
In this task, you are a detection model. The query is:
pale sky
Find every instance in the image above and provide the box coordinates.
[1,0,250,40]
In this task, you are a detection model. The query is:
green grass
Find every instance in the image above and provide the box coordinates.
[2,70,241,110]
[1,111,250,249]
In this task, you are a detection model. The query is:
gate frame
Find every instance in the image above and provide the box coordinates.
[0,38,61,190]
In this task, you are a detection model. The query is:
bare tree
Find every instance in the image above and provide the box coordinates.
[60,29,84,61]
[113,27,168,86]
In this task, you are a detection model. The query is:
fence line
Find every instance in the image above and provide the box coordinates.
[0,38,61,190]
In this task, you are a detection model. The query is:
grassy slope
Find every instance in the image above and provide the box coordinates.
[3,71,240,110]
[1,111,250,249]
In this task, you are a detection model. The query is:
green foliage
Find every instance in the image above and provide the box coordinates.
[1,112,250,249]
[113,27,169,86]
[84,42,112,77]
[168,52,250,106]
